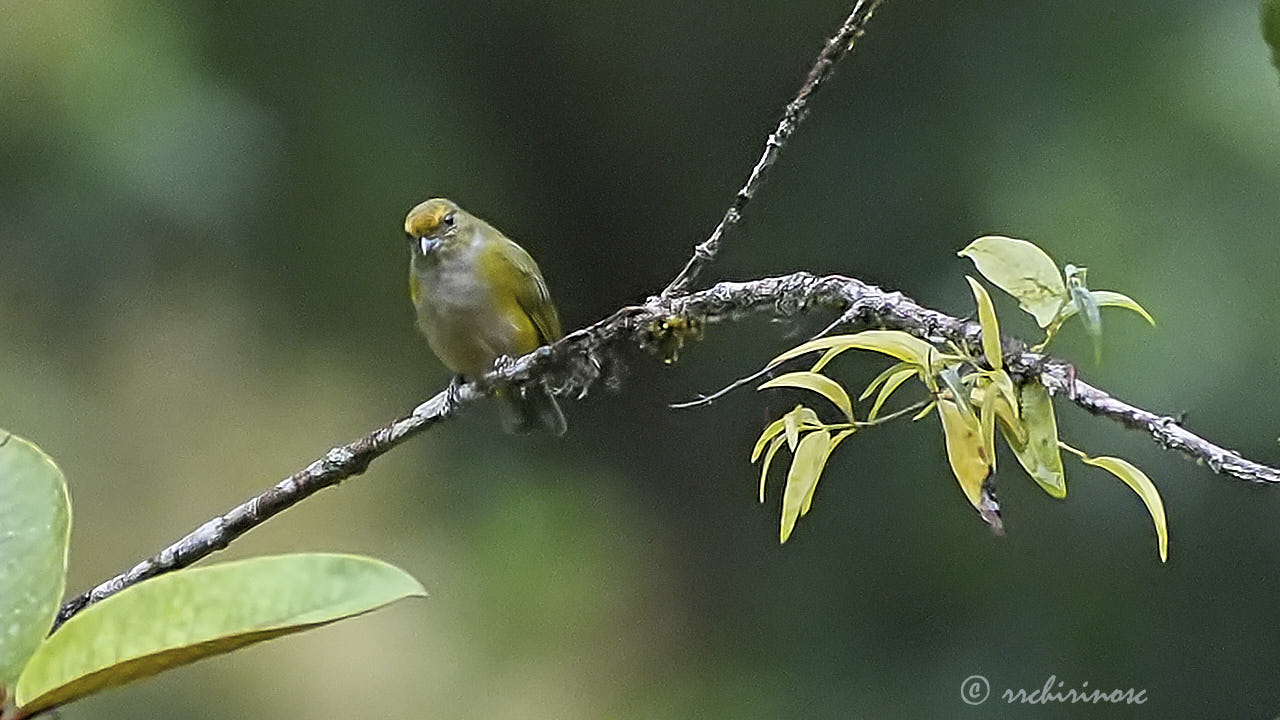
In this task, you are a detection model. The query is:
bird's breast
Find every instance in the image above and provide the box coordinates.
[412,254,538,376]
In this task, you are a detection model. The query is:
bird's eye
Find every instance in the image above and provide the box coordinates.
[442,212,456,228]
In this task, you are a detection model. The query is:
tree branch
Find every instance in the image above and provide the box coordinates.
[56,271,1280,626]
[659,0,885,298]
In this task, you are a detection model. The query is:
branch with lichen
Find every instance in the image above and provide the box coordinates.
[56,270,1280,625]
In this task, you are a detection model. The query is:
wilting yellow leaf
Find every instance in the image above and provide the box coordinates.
[938,399,990,510]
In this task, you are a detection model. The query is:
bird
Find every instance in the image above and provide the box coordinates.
[403,197,567,435]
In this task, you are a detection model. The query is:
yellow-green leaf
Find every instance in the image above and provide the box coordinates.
[965,276,1003,370]
[938,400,990,511]
[16,554,426,714]
[758,435,786,503]
[1006,383,1066,498]
[781,405,817,451]
[868,367,918,421]
[1055,290,1155,326]
[759,371,854,422]
[751,417,786,463]
[980,385,998,473]
[801,429,855,516]
[1079,455,1168,562]
[958,235,1068,327]
[859,361,913,401]
[809,346,845,373]
[780,430,831,543]
[988,369,1020,422]
[767,331,943,371]
[0,432,71,688]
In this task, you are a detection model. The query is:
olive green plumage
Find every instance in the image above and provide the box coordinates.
[404,198,566,435]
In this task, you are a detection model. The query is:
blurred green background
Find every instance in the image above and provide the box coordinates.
[3,1,1280,718]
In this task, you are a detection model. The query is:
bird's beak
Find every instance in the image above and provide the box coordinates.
[418,237,442,255]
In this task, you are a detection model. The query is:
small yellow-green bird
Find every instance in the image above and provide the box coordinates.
[404,198,567,435]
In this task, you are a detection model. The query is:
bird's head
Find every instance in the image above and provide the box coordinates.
[404,198,468,258]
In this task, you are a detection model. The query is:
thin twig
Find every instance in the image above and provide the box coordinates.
[670,308,853,409]
[659,0,886,298]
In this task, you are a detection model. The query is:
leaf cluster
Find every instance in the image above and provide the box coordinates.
[752,237,1167,561]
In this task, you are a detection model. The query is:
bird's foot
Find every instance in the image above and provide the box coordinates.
[444,374,466,412]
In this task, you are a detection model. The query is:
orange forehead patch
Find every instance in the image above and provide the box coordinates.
[404,198,457,237]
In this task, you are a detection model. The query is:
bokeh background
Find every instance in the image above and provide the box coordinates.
[3,1,1280,718]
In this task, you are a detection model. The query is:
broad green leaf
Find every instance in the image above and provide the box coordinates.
[751,417,786,463]
[780,431,830,543]
[958,236,1068,327]
[859,361,913,401]
[1006,383,1066,498]
[965,276,1003,370]
[16,554,426,714]
[1079,455,1168,562]
[759,372,854,422]
[1055,290,1155,326]
[868,367,918,421]
[938,400,990,511]
[0,431,71,688]
[758,435,786,503]
[801,429,855,516]
[767,331,943,371]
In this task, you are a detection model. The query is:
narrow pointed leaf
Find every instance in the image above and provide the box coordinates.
[911,401,937,422]
[1007,383,1066,498]
[980,387,998,473]
[773,404,814,448]
[0,432,71,688]
[868,367,918,421]
[801,428,855,516]
[16,554,426,714]
[1079,455,1168,562]
[1054,290,1155,326]
[958,236,1068,327]
[767,331,943,371]
[938,400,990,511]
[759,435,787,503]
[759,372,854,422]
[751,417,787,463]
[809,346,845,374]
[965,276,1003,370]
[988,369,1020,422]
[780,431,830,543]
[859,361,913,401]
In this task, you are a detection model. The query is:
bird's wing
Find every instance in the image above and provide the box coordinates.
[496,239,562,344]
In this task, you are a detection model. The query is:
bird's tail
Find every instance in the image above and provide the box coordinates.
[497,383,567,436]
